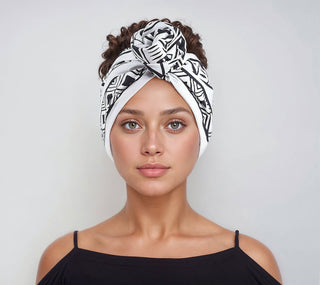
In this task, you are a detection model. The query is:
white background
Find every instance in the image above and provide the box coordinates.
[1,0,319,284]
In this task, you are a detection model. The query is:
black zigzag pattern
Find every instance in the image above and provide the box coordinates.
[172,59,213,141]
[100,68,145,140]
[131,21,186,79]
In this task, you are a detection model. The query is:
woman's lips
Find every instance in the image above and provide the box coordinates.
[137,163,170,178]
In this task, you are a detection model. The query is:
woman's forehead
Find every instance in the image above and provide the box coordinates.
[122,78,193,113]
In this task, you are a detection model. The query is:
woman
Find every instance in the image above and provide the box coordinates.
[36,19,282,284]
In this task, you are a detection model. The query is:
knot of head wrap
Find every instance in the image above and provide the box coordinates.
[130,21,186,79]
[100,20,214,161]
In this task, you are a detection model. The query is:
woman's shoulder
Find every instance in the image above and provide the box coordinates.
[237,231,282,284]
[201,220,282,283]
[36,232,74,284]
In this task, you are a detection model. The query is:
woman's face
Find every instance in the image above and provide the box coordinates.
[110,77,200,197]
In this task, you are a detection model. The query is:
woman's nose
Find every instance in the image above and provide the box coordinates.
[141,128,164,156]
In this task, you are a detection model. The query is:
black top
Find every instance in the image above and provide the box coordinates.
[38,230,281,284]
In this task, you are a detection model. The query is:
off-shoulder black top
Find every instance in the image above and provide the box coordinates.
[38,230,281,284]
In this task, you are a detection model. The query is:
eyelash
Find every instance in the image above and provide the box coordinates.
[121,120,140,131]
[167,120,186,132]
[120,120,187,133]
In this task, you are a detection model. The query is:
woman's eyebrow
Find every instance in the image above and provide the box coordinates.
[160,107,192,115]
[119,107,192,116]
[119,108,144,115]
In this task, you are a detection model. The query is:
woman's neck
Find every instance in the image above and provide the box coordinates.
[119,182,195,240]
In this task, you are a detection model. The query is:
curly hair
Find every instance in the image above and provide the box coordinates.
[98,18,208,80]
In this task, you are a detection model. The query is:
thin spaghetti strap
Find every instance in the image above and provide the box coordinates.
[235,230,239,248]
[73,231,78,249]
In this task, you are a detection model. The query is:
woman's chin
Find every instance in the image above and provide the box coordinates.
[127,180,185,198]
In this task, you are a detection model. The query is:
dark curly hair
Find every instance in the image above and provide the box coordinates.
[98,18,208,80]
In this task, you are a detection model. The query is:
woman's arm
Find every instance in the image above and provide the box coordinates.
[239,233,282,284]
[36,232,74,284]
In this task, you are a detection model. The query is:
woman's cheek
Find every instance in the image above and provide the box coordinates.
[172,132,200,161]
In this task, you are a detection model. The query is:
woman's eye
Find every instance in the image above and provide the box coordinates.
[123,121,139,130]
[168,121,184,130]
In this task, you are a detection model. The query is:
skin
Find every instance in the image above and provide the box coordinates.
[36,78,282,284]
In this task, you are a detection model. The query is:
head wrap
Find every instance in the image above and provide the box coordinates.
[100,20,214,160]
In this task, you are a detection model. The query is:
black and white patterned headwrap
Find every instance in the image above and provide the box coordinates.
[100,20,214,160]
